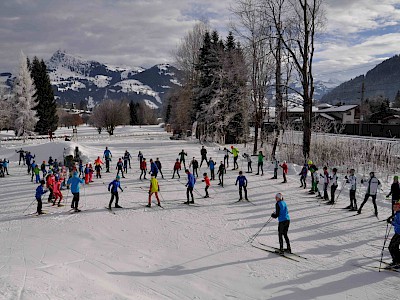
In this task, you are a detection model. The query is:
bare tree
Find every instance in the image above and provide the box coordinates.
[90,100,129,135]
[269,0,324,158]
[231,0,275,154]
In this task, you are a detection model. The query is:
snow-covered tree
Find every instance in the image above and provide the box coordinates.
[12,51,37,137]
[0,87,13,130]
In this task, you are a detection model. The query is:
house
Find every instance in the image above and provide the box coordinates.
[315,105,359,124]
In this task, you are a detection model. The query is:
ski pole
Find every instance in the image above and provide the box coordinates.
[248,216,273,244]
[379,220,392,272]
[328,180,347,213]
[23,198,37,215]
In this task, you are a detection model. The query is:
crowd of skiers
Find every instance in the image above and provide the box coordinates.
[6,143,398,267]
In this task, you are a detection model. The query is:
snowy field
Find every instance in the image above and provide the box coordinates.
[0,125,398,299]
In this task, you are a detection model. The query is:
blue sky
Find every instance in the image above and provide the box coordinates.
[0,0,399,83]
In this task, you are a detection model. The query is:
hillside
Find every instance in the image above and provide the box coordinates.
[321,55,400,104]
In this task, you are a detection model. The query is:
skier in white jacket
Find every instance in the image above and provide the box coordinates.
[357,172,381,217]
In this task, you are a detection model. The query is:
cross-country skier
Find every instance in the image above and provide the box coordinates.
[321,166,330,201]
[84,163,90,184]
[231,146,239,170]
[123,155,129,174]
[271,155,279,178]
[108,175,123,209]
[48,156,54,167]
[140,158,147,180]
[138,151,144,166]
[149,158,159,178]
[2,159,9,175]
[243,153,252,173]
[78,160,84,178]
[67,171,84,212]
[30,160,37,182]
[88,164,94,182]
[94,156,103,179]
[208,158,216,180]
[46,171,55,203]
[223,147,232,170]
[280,161,288,183]
[116,158,125,178]
[52,177,64,207]
[308,161,317,193]
[327,168,338,205]
[35,180,48,215]
[387,201,400,268]
[235,171,248,201]
[172,159,181,179]
[387,176,400,217]
[200,146,208,167]
[217,161,225,187]
[357,172,381,217]
[155,158,164,179]
[103,147,112,172]
[184,169,196,204]
[256,151,265,176]
[179,150,187,168]
[124,150,132,168]
[16,148,25,165]
[33,164,41,183]
[25,152,35,174]
[271,192,291,254]
[147,174,161,207]
[345,169,357,210]
[202,172,211,198]
[299,164,308,189]
[189,157,199,178]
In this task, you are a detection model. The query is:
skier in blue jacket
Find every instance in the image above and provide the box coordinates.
[103,147,112,173]
[149,159,159,178]
[235,171,248,201]
[35,180,48,215]
[67,171,84,212]
[271,192,291,254]
[208,158,215,180]
[184,169,196,204]
[388,201,400,267]
[108,175,123,209]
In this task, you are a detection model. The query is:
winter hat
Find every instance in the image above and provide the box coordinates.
[308,160,313,165]
[275,193,283,200]
[394,176,399,181]
[116,175,121,180]
[231,146,234,149]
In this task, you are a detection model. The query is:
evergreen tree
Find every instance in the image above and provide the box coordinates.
[31,57,58,134]
[129,101,139,125]
[13,51,37,137]
[393,90,400,108]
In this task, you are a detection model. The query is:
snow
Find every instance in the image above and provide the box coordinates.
[0,125,399,299]
[91,75,112,88]
[143,99,159,109]
[114,80,162,104]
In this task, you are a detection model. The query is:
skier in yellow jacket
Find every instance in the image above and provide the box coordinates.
[147,174,161,207]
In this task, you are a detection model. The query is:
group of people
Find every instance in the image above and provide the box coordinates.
[24,142,400,267]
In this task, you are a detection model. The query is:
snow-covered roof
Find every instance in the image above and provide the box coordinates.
[287,106,319,113]
[317,105,358,113]
[318,113,336,121]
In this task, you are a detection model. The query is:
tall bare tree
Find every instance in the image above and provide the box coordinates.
[90,100,129,135]
[268,0,324,158]
[231,0,274,154]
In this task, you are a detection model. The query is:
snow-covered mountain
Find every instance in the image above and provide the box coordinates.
[46,50,184,109]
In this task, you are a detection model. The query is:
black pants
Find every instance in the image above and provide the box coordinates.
[218,173,224,187]
[72,192,80,209]
[239,185,248,200]
[350,190,357,208]
[311,173,315,190]
[48,187,54,202]
[117,168,124,177]
[247,162,252,173]
[19,156,25,165]
[258,162,264,175]
[278,220,291,250]
[210,169,215,180]
[180,159,186,169]
[27,163,32,174]
[158,169,164,178]
[300,176,306,187]
[389,233,400,264]
[331,184,338,202]
[193,168,198,178]
[36,197,42,213]
[359,193,378,214]
[186,187,194,202]
[109,192,119,208]
[140,169,146,179]
[224,155,229,168]
[172,169,180,178]
[323,183,329,200]
[233,156,238,169]
[105,159,110,172]
[273,168,278,178]
[200,156,208,167]
[283,172,287,183]
[123,164,128,173]
[205,186,209,197]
